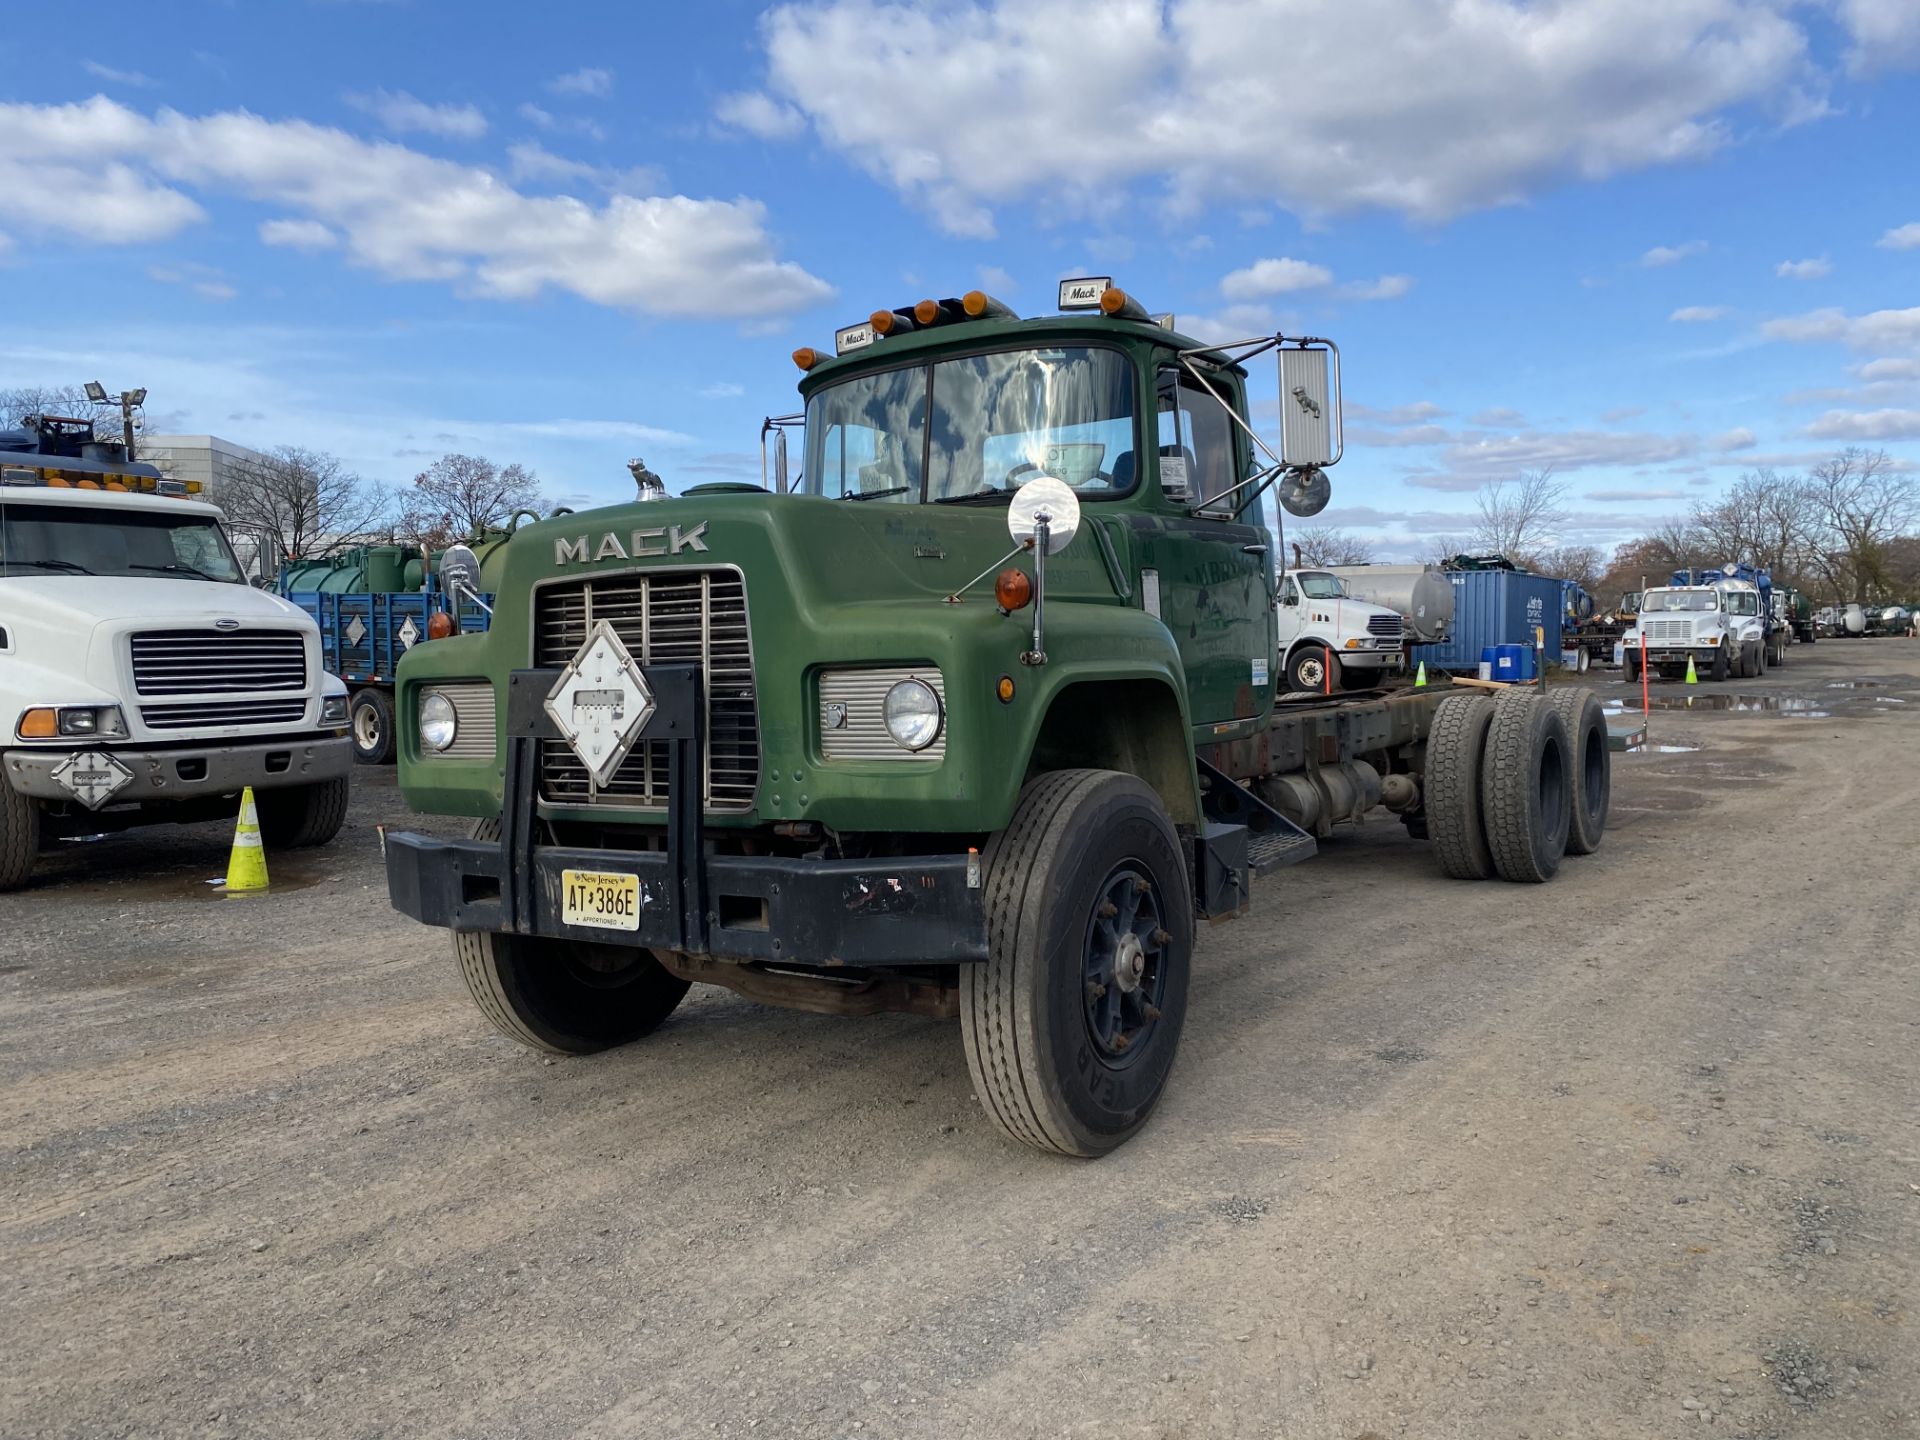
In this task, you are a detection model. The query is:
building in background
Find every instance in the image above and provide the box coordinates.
[139,434,267,498]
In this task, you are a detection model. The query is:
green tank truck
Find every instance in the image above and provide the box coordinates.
[381,280,1610,1156]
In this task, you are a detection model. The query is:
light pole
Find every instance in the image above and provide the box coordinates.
[84,381,147,460]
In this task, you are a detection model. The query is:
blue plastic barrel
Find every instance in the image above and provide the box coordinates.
[1478,646,1496,680]
[1493,644,1531,681]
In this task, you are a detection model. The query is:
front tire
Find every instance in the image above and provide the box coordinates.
[453,821,689,1055]
[254,776,350,849]
[0,783,39,892]
[1710,645,1731,683]
[961,769,1193,1158]
[1286,646,1340,694]
[350,688,395,765]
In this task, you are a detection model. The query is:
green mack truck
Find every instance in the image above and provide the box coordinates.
[382,279,1611,1156]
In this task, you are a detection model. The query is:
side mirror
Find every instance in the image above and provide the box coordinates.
[771,428,790,493]
[1278,344,1341,468]
[1280,590,1297,606]
[439,543,481,603]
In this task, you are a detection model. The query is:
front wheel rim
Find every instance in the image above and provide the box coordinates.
[1081,864,1169,1065]
[353,704,382,750]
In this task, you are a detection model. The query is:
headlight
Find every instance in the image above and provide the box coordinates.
[321,694,349,724]
[420,691,458,752]
[882,678,942,751]
[18,705,128,739]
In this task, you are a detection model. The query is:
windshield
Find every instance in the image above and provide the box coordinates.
[802,346,1138,503]
[1295,571,1347,600]
[0,501,244,582]
[1642,589,1719,613]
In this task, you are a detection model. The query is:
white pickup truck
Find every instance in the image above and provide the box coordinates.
[1275,567,1408,692]
[1,478,352,890]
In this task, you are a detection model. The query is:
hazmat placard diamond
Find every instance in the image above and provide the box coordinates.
[51,750,134,810]
[397,615,420,650]
[344,614,368,647]
[544,620,654,787]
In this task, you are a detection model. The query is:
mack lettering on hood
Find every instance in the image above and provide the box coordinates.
[555,523,710,565]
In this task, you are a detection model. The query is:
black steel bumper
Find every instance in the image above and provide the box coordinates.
[383,665,988,968]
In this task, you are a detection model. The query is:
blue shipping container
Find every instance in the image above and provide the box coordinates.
[1412,570,1564,674]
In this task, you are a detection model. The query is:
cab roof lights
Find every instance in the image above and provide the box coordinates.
[821,278,1161,364]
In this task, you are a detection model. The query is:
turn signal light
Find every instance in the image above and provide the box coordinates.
[792,347,823,371]
[996,675,1016,703]
[995,568,1033,611]
[17,707,58,738]
[427,610,456,640]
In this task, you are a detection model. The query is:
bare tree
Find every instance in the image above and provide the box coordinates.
[397,453,545,548]
[1803,448,1917,604]
[1534,544,1603,589]
[219,446,392,566]
[1,384,119,430]
[1470,468,1567,565]
[1424,533,1472,567]
[1289,526,1376,567]
[1689,468,1819,581]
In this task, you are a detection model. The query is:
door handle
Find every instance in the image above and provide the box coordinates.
[1241,544,1268,555]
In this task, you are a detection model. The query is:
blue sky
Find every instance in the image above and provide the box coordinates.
[3,0,1918,558]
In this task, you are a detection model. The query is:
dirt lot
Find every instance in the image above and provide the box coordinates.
[4,641,1917,1439]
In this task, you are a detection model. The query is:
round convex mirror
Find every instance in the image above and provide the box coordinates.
[1006,477,1081,556]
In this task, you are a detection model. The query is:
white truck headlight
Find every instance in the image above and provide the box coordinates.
[883,679,943,751]
[321,695,349,725]
[420,691,458,752]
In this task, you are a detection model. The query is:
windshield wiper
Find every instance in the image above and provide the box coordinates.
[131,561,228,582]
[6,558,94,574]
[844,486,913,502]
[933,489,1016,506]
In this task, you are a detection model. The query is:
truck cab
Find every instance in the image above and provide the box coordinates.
[1273,568,1405,691]
[1624,579,1768,682]
[1,435,352,889]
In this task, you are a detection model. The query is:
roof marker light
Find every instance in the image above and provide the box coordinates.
[962,291,1017,320]
[1099,287,1150,321]
[792,347,824,371]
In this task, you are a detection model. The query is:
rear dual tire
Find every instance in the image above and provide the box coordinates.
[1425,690,1589,883]
[1481,691,1573,884]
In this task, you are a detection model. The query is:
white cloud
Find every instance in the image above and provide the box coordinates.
[716,91,806,140]
[1857,357,1920,382]
[1711,427,1757,451]
[1469,406,1526,427]
[1669,305,1729,322]
[1343,273,1413,301]
[1878,221,1920,250]
[549,67,613,98]
[1775,256,1831,279]
[977,264,1017,295]
[1600,405,1645,422]
[733,0,1825,237]
[516,102,606,142]
[1838,0,1920,71]
[1349,400,1447,426]
[1643,240,1708,267]
[258,217,338,250]
[1762,306,1920,351]
[83,61,158,88]
[345,90,487,140]
[1221,256,1333,299]
[147,263,235,302]
[1587,487,1689,501]
[0,97,833,319]
[699,382,745,398]
[1806,408,1920,440]
[1404,427,1701,490]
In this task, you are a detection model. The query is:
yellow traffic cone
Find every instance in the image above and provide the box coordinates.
[224,786,269,895]
[1414,661,1428,687]
[1684,654,1699,685]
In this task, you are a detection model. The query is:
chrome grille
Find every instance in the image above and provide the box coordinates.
[131,629,307,696]
[1365,613,1404,638]
[818,668,947,761]
[1644,618,1694,643]
[142,698,308,730]
[421,683,496,761]
[534,568,758,811]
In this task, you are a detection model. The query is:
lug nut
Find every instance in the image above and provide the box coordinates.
[1087,981,1107,1000]
[1143,1003,1162,1021]
[1151,928,1172,946]
[1112,1033,1133,1052]
[1132,878,1151,895]
[1097,901,1118,919]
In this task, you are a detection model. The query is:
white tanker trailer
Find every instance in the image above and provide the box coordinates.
[1323,563,1455,645]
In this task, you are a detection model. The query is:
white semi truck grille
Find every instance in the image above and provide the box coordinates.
[532,568,759,812]
[141,698,309,730]
[1643,619,1695,643]
[131,629,308,695]
[1365,613,1404,638]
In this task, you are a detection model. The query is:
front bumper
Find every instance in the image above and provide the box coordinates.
[5,734,351,803]
[384,830,989,967]
[384,663,988,968]
[1341,648,1405,671]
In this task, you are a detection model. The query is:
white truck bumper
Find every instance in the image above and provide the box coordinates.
[4,735,351,808]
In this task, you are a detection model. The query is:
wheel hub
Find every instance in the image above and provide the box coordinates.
[1111,932,1146,993]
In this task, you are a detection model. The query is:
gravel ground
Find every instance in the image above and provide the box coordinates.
[3,641,1916,1439]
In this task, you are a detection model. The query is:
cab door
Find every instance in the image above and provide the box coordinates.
[1138,366,1276,729]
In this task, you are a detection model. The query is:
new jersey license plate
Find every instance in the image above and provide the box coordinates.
[561,869,641,931]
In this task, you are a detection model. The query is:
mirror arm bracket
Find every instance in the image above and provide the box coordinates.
[1021,518,1050,666]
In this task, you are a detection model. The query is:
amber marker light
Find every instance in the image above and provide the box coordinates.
[870,309,905,336]
[792,347,823,371]
[17,708,58,738]
[996,675,1016,704]
[994,568,1033,611]
[427,611,456,640]
[913,298,941,326]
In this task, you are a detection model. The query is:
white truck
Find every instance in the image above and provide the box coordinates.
[1,473,353,890]
[1621,578,1768,683]
[1275,567,1408,692]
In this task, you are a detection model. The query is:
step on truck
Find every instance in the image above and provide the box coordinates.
[2,418,352,890]
[381,280,1613,1156]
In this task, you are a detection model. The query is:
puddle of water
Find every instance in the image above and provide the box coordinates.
[1825,681,1886,689]
[1874,696,1907,704]
[1602,695,1831,715]
[1625,742,1702,753]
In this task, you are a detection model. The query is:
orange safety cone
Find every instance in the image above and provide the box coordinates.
[1684,654,1699,685]
[224,786,269,894]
